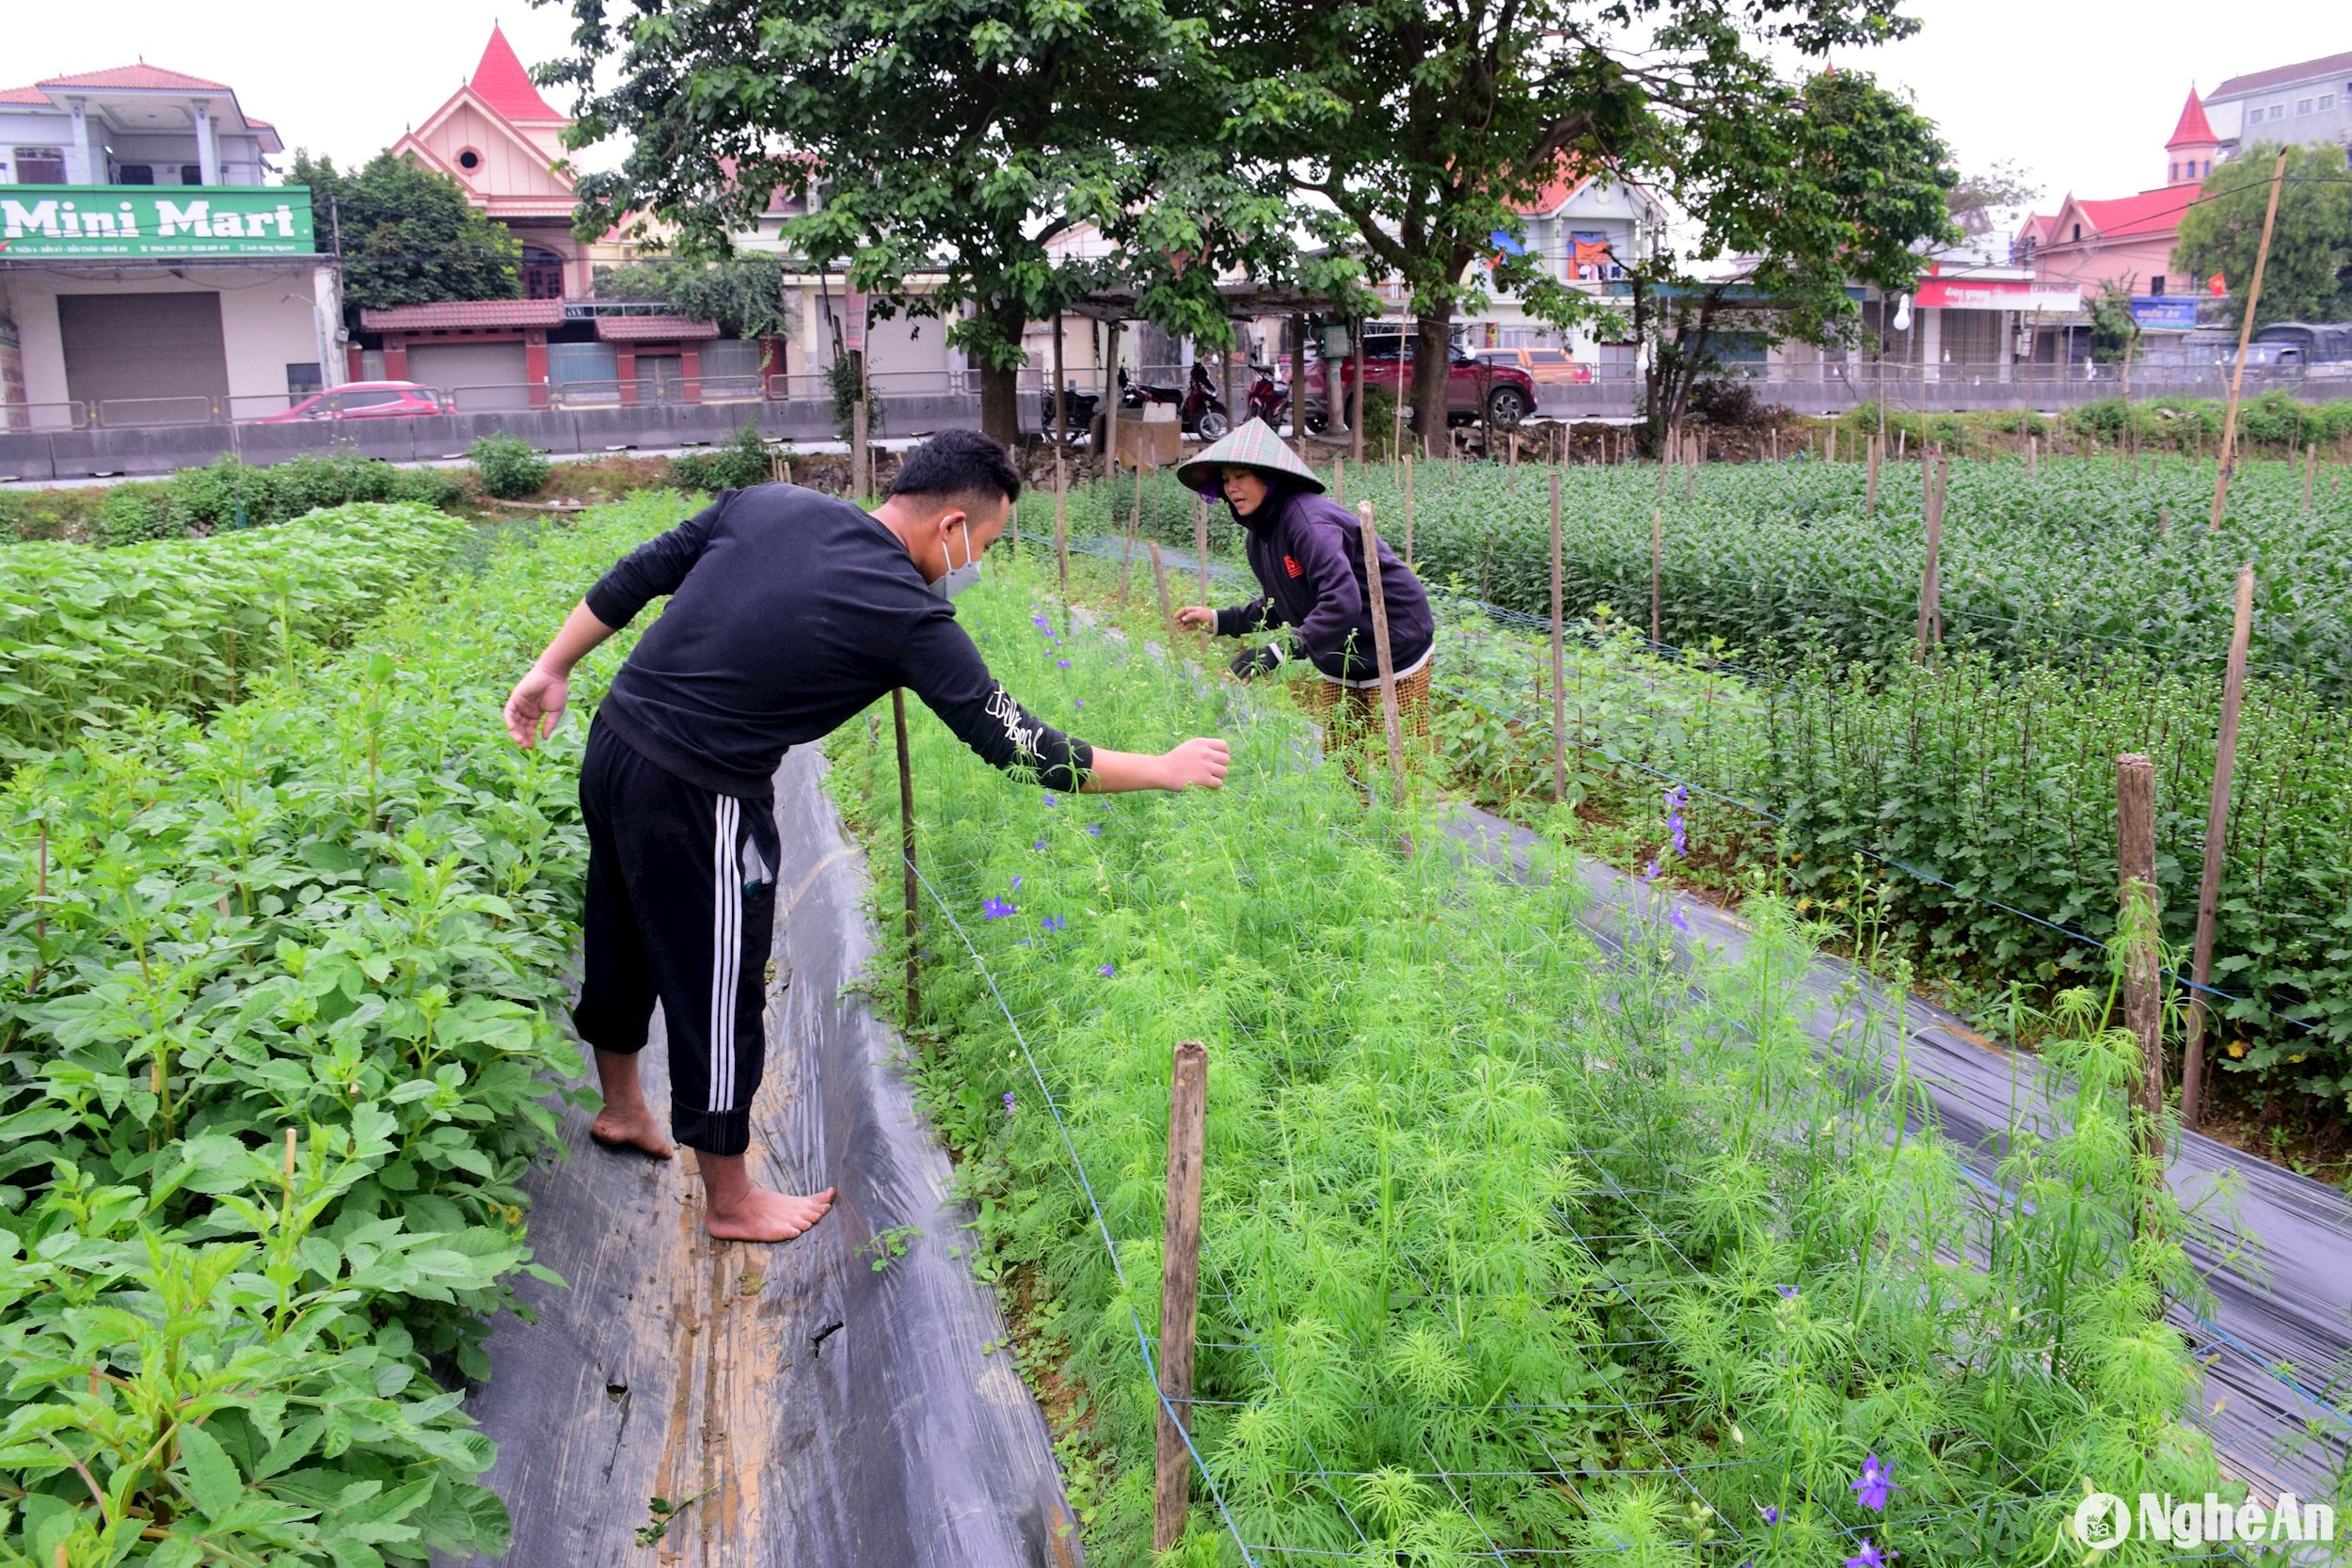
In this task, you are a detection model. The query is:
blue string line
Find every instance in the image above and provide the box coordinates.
[905,854,1262,1564]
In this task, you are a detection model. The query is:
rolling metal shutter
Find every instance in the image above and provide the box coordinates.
[57,292,230,421]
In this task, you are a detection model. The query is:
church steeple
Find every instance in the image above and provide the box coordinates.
[2166,87,2218,187]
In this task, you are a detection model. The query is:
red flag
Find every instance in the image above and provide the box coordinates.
[2207,272,2227,296]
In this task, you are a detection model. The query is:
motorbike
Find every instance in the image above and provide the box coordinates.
[1042,381,1099,439]
[1120,364,1231,438]
[1245,363,1289,429]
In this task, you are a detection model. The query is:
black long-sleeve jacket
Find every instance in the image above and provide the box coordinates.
[584,484,1090,798]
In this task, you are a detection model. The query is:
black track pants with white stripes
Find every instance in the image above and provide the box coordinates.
[573,719,782,1156]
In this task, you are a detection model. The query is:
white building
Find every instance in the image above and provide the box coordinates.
[2206,51,2352,163]
[1470,166,1671,375]
[0,64,337,430]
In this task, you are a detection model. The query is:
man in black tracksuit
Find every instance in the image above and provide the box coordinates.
[503,431,1230,1243]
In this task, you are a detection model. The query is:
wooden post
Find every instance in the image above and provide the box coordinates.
[1054,443,1071,597]
[2211,149,2290,531]
[1392,361,1406,476]
[1052,311,1068,448]
[1351,321,1365,469]
[2183,566,2255,1131]
[1152,1039,1209,1553]
[2115,753,2165,1166]
[1549,473,1567,802]
[1288,313,1309,458]
[1193,493,1211,633]
[1866,434,1882,515]
[1147,540,1177,642]
[1650,505,1663,648]
[1334,454,1345,507]
[850,348,870,500]
[1682,433,1695,501]
[2304,442,2319,514]
[892,689,918,1022]
[1402,455,1415,567]
[2120,327,2138,464]
[1357,501,1407,802]
[1915,454,1946,657]
[2028,433,2037,475]
[1509,429,1519,488]
[1104,319,1123,481]
[1770,428,1777,463]
[1897,425,1906,461]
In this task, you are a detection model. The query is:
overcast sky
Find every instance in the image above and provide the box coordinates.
[7,0,2344,228]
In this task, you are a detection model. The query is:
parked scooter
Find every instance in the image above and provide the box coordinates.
[1245,363,1289,429]
[1120,364,1232,438]
[1042,381,1099,438]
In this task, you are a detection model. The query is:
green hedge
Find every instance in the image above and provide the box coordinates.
[0,452,465,546]
[0,492,681,1566]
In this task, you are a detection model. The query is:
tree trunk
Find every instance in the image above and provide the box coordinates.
[1413,311,1452,457]
[979,361,1021,447]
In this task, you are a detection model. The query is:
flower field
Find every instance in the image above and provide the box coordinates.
[0,496,680,1566]
[831,562,2226,1566]
[1035,454,2352,1118]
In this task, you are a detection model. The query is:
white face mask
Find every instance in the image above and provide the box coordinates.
[932,520,983,600]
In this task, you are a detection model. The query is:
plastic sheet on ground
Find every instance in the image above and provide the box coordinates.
[438,747,1082,1568]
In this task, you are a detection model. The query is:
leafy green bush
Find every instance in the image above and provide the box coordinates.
[469,433,549,499]
[0,501,464,757]
[160,452,466,536]
[667,422,777,492]
[0,493,682,1567]
[833,562,2219,1566]
[90,483,178,547]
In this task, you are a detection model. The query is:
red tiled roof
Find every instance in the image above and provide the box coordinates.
[38,64,233,92]
[2167,89,2217,149]
[2213,51,2352,103]
[360,299,566,331]
[0,85,50,104]
[596,314,722,341]
[470,24,564,124]
[2075,188,2194,241]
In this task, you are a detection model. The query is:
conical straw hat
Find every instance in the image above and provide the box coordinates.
[1175,417,1326,495]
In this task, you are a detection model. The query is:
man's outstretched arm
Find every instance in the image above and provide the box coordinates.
[503,600,617,748]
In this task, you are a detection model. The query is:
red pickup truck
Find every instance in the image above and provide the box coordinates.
[1303,332,1538,430]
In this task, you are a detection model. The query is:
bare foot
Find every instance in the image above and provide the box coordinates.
[589,1103,675,1160]
[706,1184,836,1243]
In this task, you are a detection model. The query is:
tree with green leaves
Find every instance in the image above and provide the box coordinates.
[1216,0,1947,450]
[2173,143,2352,326]
[547,0,1286,444]
[289,150,521,329]
[2089,279,2140,364]
[592,256,802,341]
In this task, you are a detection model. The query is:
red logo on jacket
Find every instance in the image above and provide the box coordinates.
[1283,554,1303,578]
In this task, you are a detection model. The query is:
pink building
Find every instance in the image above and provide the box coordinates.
[2018,89,2219,307]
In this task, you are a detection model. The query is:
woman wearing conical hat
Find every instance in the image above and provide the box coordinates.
[1174,419,1435,736]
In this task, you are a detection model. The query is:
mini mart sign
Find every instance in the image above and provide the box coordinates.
[0,185,314,259]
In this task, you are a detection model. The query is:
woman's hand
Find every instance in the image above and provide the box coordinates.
[1174,605,1217,631]
[1156,737,1231,790]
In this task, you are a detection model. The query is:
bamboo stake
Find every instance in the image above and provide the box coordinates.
[1650,504,1663,648]
[1403,455,1415,567]
[1509,429,1519,488]
[1054,443,1071,597]
[2304,442,2318,514]
[1549,473,1566,802]
[2115,752,2165,1169]
[1352,323,1365,469]
[1193,493,1211,636]
[2183,566,2255,1130]
[893,689,917,1022]
[1915,454,1946,657]
[1682,434,1695,502]
[1052,310,1068,450]
[2211,149,2290,531]
[1392,368,1406,477]
[1104,318,1123,482]
[2028,433,2038,475]
[1152,1039,1208,1554]
[1334,454,1345,507]
[1897,425,1906,461]
[1357,501,1407,803]
[1147,540,1177,643]
[1866,434,1882,516]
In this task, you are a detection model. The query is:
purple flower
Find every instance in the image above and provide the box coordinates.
[1041,914,1066,935]
[1057,658,1073,669]
[1032,840,1048,851]
[1670,907,1692,935]
[1032,614,1052,632]
[983,897,1018,920]
[1641,859,1661,885]
[1843,1540,1894,1568]
[1086,824,1103,837]
[1074,699,1085,709]
[1757,1504,1781,1526]
[1011,875,1023,889]
[1851,1453,1895,1513]
[1776,1284,1798,1299]
[1097,963,1115,977]
[1042,793,1060,808]
[1004,1090,1016,1118]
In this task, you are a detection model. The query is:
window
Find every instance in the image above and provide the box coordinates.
[2270,104,2285,120]
[12,146,66,182]
[115,163,153,184]
[181,165,202,185]
[521,245,566,300]
[456,148,483,171]
[2323,94,2337,110]
[2170,162,2179,182]
[2072,222,2082,242]
[2152,276,2166,296]
[285,363,323,398]
[2298,99,2313,115]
